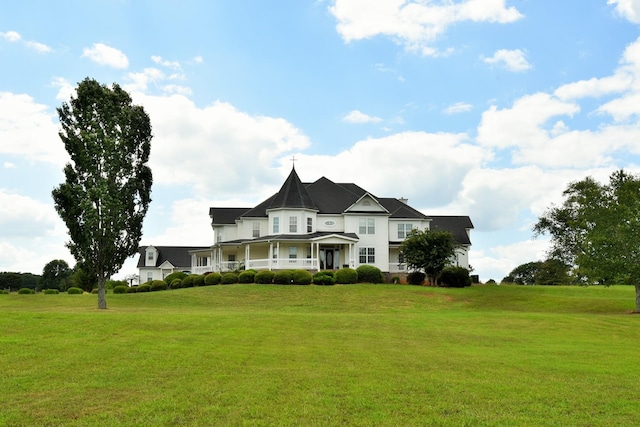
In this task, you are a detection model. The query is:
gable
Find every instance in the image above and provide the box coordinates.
[345,193,389,213]
[136,246,209,268]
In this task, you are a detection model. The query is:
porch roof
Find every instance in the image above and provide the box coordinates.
[215,231,359,246]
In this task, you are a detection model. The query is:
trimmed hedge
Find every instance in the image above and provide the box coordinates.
[273,270,294,285]
[439,266,472,288]
[204,272,222,286]
[164,271,188,284]
[18,288,35,294]
[113,286,127,294]
[254,270,275,284]
[238,270,256,283]
[220,272,239,284]
[182,274,199,288]
[356,265,385,283]
[292,270,312,285]
[137,284,151,293]
[335,268,357,284]
[313,271,336,286]
[43,289,60,294]
[170,279,183,289]
[407,271,426,286]
[193,275,205,287]
[67,287,84,294]
[126,286,137,293]
[150,280,168,292]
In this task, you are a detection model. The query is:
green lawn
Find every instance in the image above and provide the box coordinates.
[0,284,638,426]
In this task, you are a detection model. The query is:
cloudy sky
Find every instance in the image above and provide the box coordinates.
[2,0,640,282]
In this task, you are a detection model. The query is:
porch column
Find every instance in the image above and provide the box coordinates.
[269,242,273,270]
[245,244,250,270]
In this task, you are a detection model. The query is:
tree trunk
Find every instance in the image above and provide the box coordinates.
[635,284,640,313]
[97,277,107,310]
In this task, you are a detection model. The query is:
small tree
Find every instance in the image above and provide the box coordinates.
[399,229,458,286]
[534,170,640,311]
[52,78,153,309]
[41,259,72,290]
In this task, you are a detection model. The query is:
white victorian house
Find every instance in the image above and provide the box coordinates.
[184,167,473,276]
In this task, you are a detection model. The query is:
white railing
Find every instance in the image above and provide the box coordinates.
[388,263,408,273]
[193,266,211,275]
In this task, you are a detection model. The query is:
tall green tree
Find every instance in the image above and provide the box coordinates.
[399,229,458,286]
[41,259,72,290]
[52,78,152,309]
[534,170,640,311]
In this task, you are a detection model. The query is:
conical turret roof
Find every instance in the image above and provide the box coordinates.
[268,167,318,210]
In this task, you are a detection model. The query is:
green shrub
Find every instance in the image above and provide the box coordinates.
[137,284,151,293]
[439,266,472,288]
[335,268,358,284]
[67,287,84,294]
[356,265,384,283]
[220,272,239,284]
[150,280,168,292]
[164,271,188,284]
[182,274,199,288]
[313,272,335,286]
[292,270,312,285]
[273,270,294,285]
[204,273,222,286]
[254,270,275,284]
[18,288,35,294]
[193,275,205,287]
[407,271,426,286]
[238,270,256,283]
[126,286,137,293]
[319,270,335,278]
[170,279,183,289]
[91,288,99,294]
[0,290,8,294]
[486,279,497,285]
[113,286,127,294]
[43,289,60,294]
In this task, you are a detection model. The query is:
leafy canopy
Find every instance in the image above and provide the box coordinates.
[52,77,152,309]
[399,228,458,285]
[534,170,640,311]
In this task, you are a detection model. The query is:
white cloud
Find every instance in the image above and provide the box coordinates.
[483,49,531,72]
[329,0,522,56]
[342,109,382,123]
[444,102,473,114]
[0,30,51,52]
[132,93,311,199]
[608,0,640,23]
[0,92,67,165]
[124,68,191,95]
[1,30,21,42]
[151,55,181,69]
[3,162,15,168]
[82,43,129,69]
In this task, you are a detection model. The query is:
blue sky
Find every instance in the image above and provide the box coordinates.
[2,0,640,281]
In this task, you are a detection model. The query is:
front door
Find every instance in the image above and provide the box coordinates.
[325,249,334,270]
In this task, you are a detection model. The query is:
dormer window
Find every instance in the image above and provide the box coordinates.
[147,251,154,261]
[289,217,297,233]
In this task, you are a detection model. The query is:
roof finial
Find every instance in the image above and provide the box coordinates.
[290,154,297,169]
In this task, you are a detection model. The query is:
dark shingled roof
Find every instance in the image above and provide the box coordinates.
[267,167,318,211]
[209,207,251,225]
[136,246,209,268]
[428,216,474,245]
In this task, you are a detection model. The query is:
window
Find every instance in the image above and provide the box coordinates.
[289,247,297,262]
[146,272,153,282]
[289,216,297,233]
[253,222,260,238]
[228,254,236,262]
[307,217,313,233]
[273,217,279,233]
[359,218,375,234]
[398,223,413,239]
[359,247,375,264]
[196,256,208,267]
[147,251,154,261]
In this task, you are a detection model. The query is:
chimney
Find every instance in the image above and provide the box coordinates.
[399,197,408,204]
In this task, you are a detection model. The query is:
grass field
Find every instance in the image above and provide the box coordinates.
[0,284,638,426]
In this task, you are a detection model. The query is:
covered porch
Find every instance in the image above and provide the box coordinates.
[210,233,359,272]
